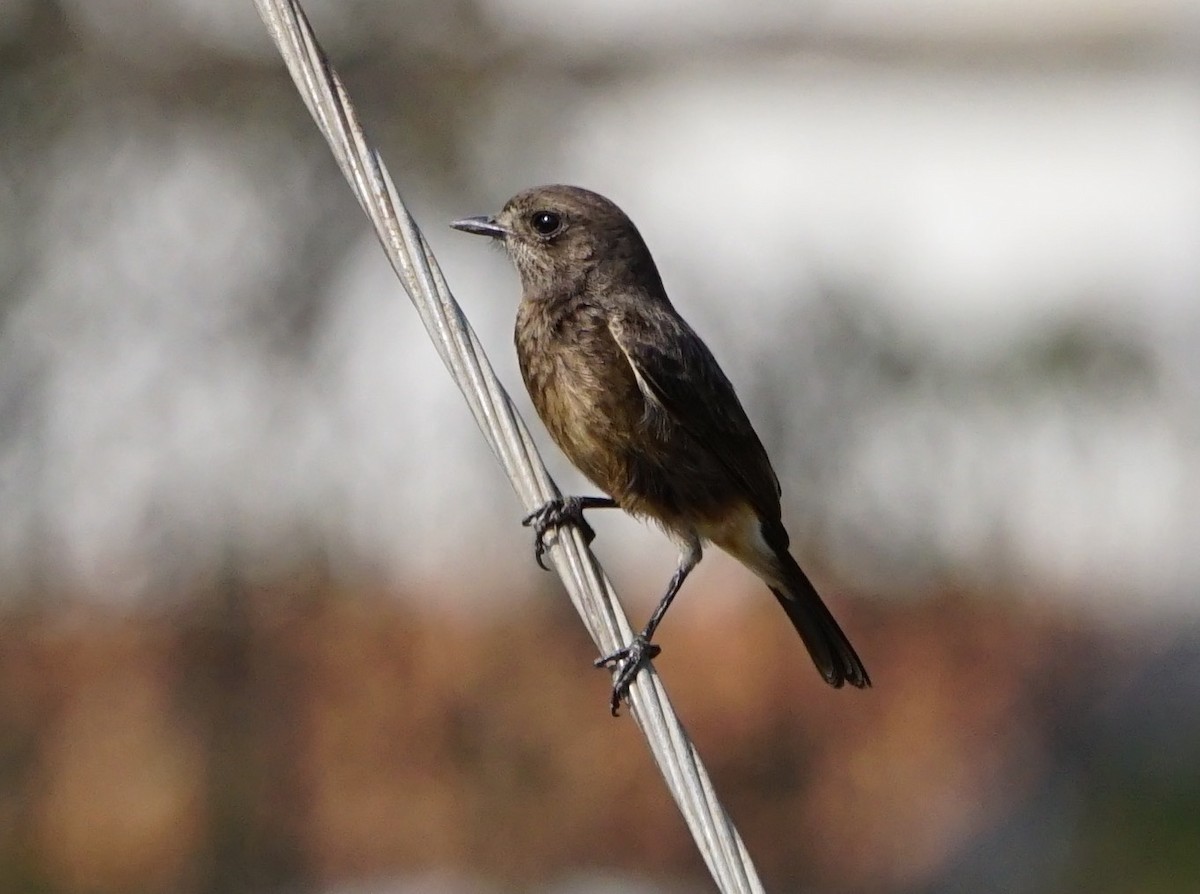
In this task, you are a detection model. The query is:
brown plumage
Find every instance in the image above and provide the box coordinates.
[452,184,869,713]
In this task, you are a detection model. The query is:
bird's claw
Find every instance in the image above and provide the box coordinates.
[521,497,596,570]
[594,634,662,716]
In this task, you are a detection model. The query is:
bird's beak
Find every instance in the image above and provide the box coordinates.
[450,216,508,239]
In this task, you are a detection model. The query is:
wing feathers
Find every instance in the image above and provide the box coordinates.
[607,308,782,522]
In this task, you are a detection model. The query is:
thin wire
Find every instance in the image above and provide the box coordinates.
[252,3,766,891]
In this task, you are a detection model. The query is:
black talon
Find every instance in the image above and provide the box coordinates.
[595,635,662,716]
[521,495,616,570]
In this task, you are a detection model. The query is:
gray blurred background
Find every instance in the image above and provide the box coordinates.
[1,1,1198,893]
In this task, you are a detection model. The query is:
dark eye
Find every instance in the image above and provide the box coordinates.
[529,210,562,236]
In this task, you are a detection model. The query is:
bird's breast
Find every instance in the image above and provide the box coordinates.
[514,296,745,533]
[515,298,649,496]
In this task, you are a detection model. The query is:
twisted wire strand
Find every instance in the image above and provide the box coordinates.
[252,3,766,890]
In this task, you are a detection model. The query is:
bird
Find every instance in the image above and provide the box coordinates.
[451,185,869,714]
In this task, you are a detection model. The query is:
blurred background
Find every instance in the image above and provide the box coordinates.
[2,0,1199,892]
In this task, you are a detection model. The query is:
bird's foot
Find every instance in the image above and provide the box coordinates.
[521,496,597,570]
[594,634,662,717]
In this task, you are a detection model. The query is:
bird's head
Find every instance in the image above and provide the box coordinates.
[452,184,662,297]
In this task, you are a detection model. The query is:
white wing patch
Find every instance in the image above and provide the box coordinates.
[609,318,672,434]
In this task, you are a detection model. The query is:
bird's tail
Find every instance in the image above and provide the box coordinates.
[769,550,871,689]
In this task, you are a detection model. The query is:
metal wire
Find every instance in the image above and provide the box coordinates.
[252,3,766,891]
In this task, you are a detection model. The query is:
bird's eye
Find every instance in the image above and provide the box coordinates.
[529,210,562,236]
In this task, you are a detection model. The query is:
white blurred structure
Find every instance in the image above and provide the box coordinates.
[1,0,1197,615]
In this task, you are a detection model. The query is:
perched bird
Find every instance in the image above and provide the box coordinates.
[452,185,869,714]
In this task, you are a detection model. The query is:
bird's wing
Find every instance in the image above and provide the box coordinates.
[608,306,783,522]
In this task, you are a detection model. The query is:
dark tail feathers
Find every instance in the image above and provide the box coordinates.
[769,551,870,689]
